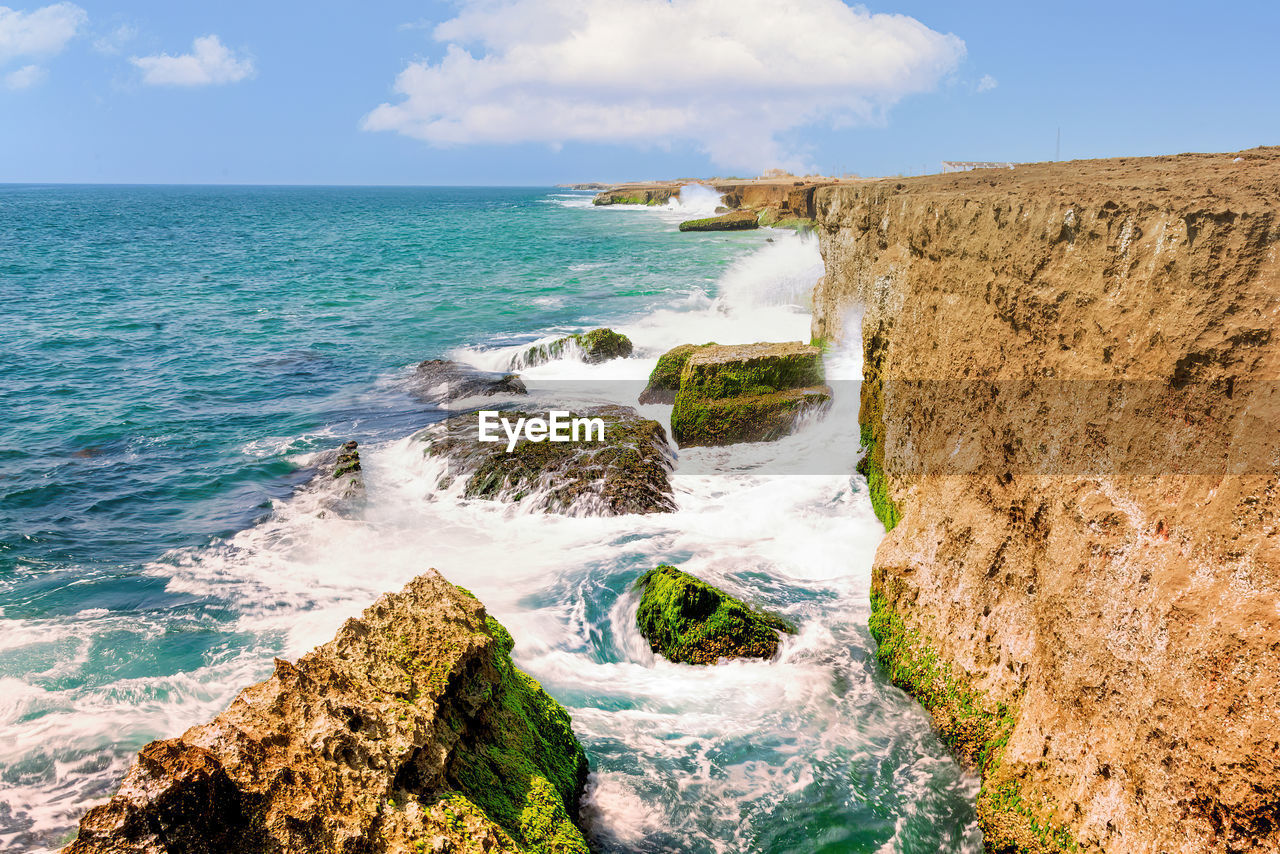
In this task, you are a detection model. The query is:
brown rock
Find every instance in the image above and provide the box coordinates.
[64,571,590,854]
[815,147,1280,853]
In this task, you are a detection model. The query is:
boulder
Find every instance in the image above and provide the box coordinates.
[410,359,527,403]
[63,571,590,854]
[419,405,676,516]
[634,565,795,665]
[669,342,831,447]
[510,328,633,370]
[637,343,715,405]
[677,210,759,232]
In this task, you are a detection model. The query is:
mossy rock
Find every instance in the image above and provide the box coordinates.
[671,386,830,447]
[635,565,795,665]
[669,342,830,447]
[678,210,759,232]
[333,440,361,479]
[443,616,591,854]
[411,359,527,403]
[511,328,634,369]
[638,343,716,405]
[420,405,676,516]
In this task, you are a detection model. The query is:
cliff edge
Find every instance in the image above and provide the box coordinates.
[814,148,1280,852]
[64,571,590,854]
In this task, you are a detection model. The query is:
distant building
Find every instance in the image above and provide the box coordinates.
[941,161,1018,173]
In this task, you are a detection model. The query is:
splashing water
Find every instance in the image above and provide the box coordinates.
[0,187,979,852]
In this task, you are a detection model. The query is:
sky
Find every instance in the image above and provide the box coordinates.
[1,0,1278,185]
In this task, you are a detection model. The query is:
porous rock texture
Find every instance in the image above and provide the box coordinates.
[814,148,1280,852]
[64,571,590,854]
[419,405,677,516]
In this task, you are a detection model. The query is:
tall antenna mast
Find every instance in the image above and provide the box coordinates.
[1056,127,1061,161]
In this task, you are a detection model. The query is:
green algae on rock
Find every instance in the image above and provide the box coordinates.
[677,210,759,232]
[669,342,831,447]
[63,570,591,854]
[510,328,634,370]
[637,343,716,405]
[334,440,362,479]
[635,565,795,665]
[419,405,677,516]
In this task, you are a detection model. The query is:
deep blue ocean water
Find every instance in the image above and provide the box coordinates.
[0,185,980,852]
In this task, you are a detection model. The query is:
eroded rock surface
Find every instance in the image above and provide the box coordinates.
[64,571,590,854]
[635,565,794,665]
[670,342,830,447]
[419,405,676,516]
[816,147,1280,853]
[637,343,715,405]
[410,359,527,403]
[678,210,759,232]
[510,329,633,370]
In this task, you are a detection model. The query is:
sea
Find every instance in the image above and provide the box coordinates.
[0,183,982,853]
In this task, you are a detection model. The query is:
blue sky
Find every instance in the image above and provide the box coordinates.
[2,0,1277,185]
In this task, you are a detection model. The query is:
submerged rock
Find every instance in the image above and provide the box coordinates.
[410,359,527,403]
[637,343,716,405]
[670,342,831,447]
[635,565,795,665]
[677,210,759,232]
[510,328,634,370]
[64,570,590,854]
[419,405,676,516]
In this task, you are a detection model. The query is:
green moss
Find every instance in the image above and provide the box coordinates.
[758,209,815,231]
[671,387,829,447]
[638,343,716,404]
[511,328,633,369]
[635,565,795,665]
[856,422,901,531]
[678,211,759,232]
[679,348,825,399]
[333,441,362,478]
[869,578,1077,853]
[444,615,590,854]
[668,344,828,447]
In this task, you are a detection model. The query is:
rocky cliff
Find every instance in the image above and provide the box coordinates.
[65,571,590,854]
[813,149,1280,853]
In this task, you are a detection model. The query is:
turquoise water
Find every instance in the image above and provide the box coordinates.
[0,186,980,852]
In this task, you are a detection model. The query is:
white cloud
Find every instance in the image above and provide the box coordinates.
[4,61,43,88]
[131,34,254,86]
[92,23,135,55]
[362,0,965,172]
[977,73,997,92]
[0,2,86,63]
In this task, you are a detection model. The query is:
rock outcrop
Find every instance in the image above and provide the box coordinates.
[510,329,634,370]
[410,359,527,403]
[637,343,715,405]
[669,342,830,447]
[814,148,1280,853]
[64,571,591,854]
[419,405,677,516]
[591,177,847,223]
[678,210,759,232]
[635,565,795,665]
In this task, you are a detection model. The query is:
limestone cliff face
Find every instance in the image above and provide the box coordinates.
[65,571,590,854]
[814,149,1280,853]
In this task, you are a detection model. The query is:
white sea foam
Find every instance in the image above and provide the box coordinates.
[2,229,979,852]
